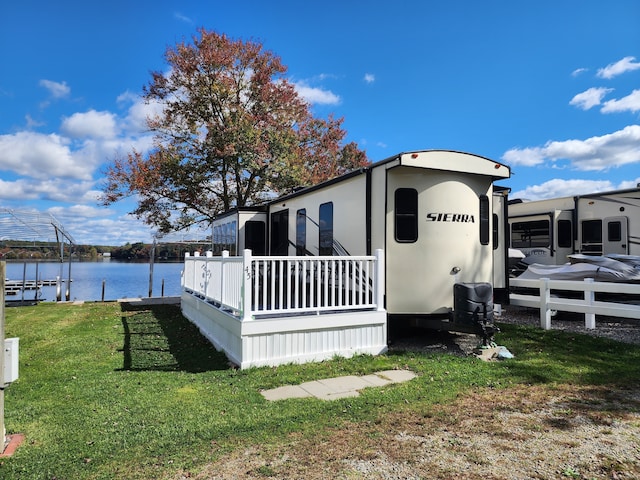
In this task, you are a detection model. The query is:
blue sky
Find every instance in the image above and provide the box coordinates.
[1,0,639,245]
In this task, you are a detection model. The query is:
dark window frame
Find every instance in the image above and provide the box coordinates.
[270,209,289,256]
[557,219,572,248]
[245,220,266,256]
[296,209,306,256]
[319,202,333,256]
[608,221,622,242]
[511,219,551,248]
[394,188,418,243]
[581,219,603,253]
[479,195,490,245]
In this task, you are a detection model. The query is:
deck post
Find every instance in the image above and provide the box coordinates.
[241,249,253,322]
[540,277,552,330]
[584,278,596,329]
[220,251,228,304]
[375,249,385,311]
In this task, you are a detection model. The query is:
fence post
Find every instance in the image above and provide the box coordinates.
[584,278,596,329]
[183,252,190,291]
[375,249,385,311]
[220,250,228,305]
[540,278,552,330]
[241,249,253,321]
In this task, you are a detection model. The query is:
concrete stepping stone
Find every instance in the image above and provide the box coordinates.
[261,370,416,401]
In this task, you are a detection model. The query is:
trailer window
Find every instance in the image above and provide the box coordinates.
[479,195,490,245]
[296,209,306,255]
[558,219,572,248]
[319,202,333,255]
[245,221,266,256]
[213,220,237,255]
[511,220,550,248]
[492,213,499,250]
[608,221,622,242]
[270,210,289,255]
[394,188,418,243]
[581,219,602,253]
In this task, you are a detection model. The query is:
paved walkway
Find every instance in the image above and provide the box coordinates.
[261,369,417,401]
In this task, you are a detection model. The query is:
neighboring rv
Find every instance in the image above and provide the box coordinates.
[211,150,511,336]
[509,187,640,265]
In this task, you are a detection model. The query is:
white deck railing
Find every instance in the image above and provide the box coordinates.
[182,249,385,321]
[510,277,640,330]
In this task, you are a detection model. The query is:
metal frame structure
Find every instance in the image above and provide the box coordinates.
[1,208,75,301]
[0,208,75,246]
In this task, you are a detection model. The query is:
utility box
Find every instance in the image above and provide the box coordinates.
[3,337,19,385]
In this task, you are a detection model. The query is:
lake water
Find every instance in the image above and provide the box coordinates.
[4,260,184,302]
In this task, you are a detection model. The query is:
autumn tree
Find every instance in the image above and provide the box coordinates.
[102,29,368,233]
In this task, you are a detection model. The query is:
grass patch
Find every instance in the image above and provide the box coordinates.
[1,302,639,479]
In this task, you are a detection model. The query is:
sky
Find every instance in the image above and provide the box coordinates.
[1,0,639,245]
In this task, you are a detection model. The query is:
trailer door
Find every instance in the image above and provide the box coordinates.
[604,216,628,255]
[555,211,574,263]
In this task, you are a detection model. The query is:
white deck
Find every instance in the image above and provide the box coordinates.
[181,250,387,369]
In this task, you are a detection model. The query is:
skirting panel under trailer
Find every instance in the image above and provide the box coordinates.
[181,292,388,369]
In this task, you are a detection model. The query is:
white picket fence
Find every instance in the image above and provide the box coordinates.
[180,249,387,368]
[182,249,385,319]
[510,277,640,330]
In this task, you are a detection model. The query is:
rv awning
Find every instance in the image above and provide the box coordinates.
[395,150,511,179]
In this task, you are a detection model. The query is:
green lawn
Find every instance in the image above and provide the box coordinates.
[1,301,639,479]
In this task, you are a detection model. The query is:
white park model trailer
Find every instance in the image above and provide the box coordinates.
[509,187,640,265]
[211,150,511,338]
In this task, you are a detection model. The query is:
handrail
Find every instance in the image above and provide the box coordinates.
[182,249,385,320]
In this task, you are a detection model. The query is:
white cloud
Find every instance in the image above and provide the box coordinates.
[597,56,640,79]
[25,114,44,128]
[46,207,155,245]
[121,94,164,133]
[0,177,100,203]
[571,67,588,77]
[39,79,70,98]
[569,87,613,110]
[364,73,375,84]
[48,204,113,219]
[293,81,341,105]
[511,178,616,201]
[0,178,42,200]
[61,110,119,139]
[618,177,640,190]
[314,73,338,82]
[502,125,640,171]
[174,12,194,24]
[0,131,95,180]
[502,147,546,167]
[601,89,640,114]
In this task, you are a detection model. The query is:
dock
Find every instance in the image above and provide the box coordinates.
[4,278,68,297]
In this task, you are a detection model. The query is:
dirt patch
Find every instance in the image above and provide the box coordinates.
[177,384,640,480]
